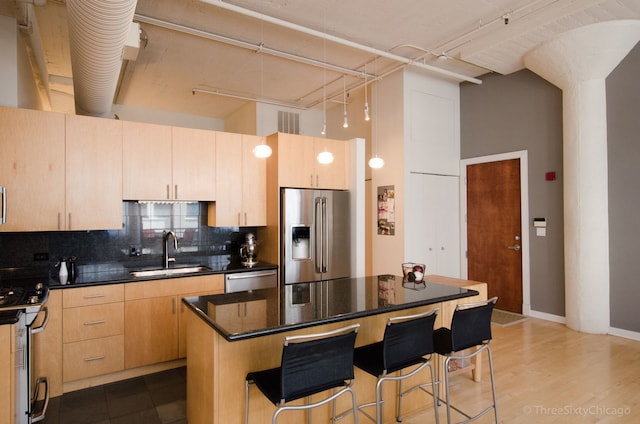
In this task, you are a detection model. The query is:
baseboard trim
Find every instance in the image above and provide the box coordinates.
[608,327,640,341]
[528,310,565,323]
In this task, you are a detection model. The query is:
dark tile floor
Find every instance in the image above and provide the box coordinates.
[42,367,187,424]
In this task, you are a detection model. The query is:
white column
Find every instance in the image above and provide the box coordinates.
[524,20,640,333]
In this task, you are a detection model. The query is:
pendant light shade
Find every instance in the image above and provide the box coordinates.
[317,150,334,164]
[368,155,384,169]
[253,143,272,158]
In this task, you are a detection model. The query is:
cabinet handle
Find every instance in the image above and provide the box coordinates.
[83,294,105,299]
[84,355,106,362]
[174,184,178,199]
[58,212,62,230]
[316,175,319,187]
[1,186,6,224]
[310,174,313,187]
[237,212,241,226]
[244,212,247,226]
[166,184,170,200]
[172,298,176,314]
[83,320,106,326]
[68,213,72,230]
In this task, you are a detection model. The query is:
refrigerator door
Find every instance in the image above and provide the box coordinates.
[281,188,350,285]
[319,190,350,281]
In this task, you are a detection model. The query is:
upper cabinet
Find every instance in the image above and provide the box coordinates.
[0,107,122,232]
[268,133,349,190]
[66,114,123,230]
[122,121,215,201]
[0,107,65,231]
[210,132,266,227]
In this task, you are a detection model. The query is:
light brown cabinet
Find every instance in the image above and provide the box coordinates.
[0,107,65,231]
[65,114,123,230]
[0,324,14,424]
[210,132,266,226]
[268,132,349,190]
[122,121,216,201]
[124,275,223,368]
[0,108,123,231]
[61,284,125,382]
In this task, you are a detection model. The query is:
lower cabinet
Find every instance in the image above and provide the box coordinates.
[124,275,224,369]
[0,324,13,424]
[207,298,267,334]
[61,285,125,383]
[36,275,224,394]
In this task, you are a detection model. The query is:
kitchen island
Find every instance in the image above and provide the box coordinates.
[183,274,486,424]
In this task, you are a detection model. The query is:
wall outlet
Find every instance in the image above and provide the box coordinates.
[33,252,49,261]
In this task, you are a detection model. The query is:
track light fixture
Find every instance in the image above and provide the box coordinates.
[364,64,370,121]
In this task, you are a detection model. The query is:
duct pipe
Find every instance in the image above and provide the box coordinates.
[199,0,482,85]
[524,20,640,334]
[66,0,137,117]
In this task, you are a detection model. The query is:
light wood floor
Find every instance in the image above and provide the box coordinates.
[397,318,640,424]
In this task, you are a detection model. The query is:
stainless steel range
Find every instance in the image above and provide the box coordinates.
[0,275,50,424]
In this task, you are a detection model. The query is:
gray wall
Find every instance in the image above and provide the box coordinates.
[460,42,640,332]
[607,42,640,333]
[460,70,565,317]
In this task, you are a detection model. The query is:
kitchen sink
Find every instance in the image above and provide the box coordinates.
[130,265,211,277]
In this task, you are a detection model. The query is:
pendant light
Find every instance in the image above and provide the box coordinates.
[368,59,384,169]
[342,76,349,128]
[253,6,272,159]
[364,64,370,121]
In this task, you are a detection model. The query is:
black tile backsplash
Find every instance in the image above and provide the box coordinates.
[0,202,256,275]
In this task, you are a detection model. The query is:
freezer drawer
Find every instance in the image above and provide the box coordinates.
[225,270,277,293]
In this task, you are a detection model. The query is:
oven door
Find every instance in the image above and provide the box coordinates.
[28,307,49,424]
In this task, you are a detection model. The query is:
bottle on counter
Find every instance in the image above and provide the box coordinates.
[68,256,77,284]
[58,257,68,284]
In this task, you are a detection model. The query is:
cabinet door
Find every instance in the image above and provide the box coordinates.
[66,114,123,230]
[242,134,267,226]
[172,126,216,201]
[123,121,172,200]
[0,107,65,231]
[277,133,315,188]
[124,296,179,368]
[214,131,243,226]
[0,325,11,424]
[314,137,348,189]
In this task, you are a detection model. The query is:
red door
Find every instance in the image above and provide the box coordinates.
[466,159,523,313]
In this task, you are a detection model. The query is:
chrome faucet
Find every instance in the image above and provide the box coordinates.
[163,230,178,268]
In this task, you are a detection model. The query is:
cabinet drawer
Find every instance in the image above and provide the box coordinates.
[63,284,124,308]
[63,335,124,382]
[125,275,223,300]
[63,302,124,343]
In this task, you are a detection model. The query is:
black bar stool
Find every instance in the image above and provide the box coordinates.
[245,323,360,424]
[353,308,439,423]
[433,297,498,423]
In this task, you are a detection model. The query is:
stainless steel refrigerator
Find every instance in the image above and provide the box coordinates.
[280,188,351,285]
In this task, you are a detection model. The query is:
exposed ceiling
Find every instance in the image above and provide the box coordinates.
[5,0,640,119]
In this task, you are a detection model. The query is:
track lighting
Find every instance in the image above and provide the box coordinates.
[321,120,327,135]
[364,101,370,121]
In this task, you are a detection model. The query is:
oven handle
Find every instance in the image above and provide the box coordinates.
[30,377,49,423]
[30,306,49,334]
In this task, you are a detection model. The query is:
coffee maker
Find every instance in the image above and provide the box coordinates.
[240,233,258,267]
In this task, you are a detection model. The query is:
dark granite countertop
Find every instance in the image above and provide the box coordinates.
[183,274,479,341]
[45,258,278,289]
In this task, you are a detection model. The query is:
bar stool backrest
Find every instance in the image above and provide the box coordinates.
[450,297,497,352]
[383,309,438,373]
[280,325,359,403]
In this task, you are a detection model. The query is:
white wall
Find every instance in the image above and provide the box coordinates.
[111,103,224,129]
[0,15,19,108]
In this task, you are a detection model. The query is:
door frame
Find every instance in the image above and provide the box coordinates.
[460,150,531,315]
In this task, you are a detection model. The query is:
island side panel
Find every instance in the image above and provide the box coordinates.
[186,309,216,424]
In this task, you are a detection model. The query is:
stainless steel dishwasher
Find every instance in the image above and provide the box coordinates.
[224,269,278,293]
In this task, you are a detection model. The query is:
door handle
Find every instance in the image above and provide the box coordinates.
[507,244,521,251]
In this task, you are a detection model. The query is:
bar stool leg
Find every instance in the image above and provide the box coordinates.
[396,369,404,422]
